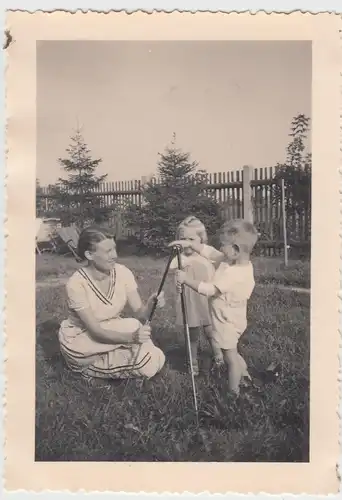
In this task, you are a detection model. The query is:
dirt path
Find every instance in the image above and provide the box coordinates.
[36,277,310,295]
[265,284,310,295]
[36,277,68,289]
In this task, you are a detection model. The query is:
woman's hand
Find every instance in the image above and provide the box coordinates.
[147,291,165,309]
[132,324,152,344]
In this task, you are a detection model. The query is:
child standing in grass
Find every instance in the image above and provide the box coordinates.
[170,219,258,395]
[59,225,166,380]
[170,216,224,376]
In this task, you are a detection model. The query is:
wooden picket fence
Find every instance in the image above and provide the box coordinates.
[38,165,311,257]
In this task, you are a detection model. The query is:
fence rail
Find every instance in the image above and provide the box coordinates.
[38,165,311,257]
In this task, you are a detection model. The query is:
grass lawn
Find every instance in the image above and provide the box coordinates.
[36,254,310,462]
[36,252,310,288]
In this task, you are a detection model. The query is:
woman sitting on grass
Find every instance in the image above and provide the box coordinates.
[58,226,166,380]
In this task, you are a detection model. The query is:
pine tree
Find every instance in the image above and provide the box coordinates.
[273,113,311,215]
[55,128,108,228]
[126,135,222,252]
[271,113,311,246]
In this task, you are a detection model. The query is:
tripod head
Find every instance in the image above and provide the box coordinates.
[172,244,183,253]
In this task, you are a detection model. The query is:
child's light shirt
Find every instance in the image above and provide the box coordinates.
[200,246,255,347]
[210,261,255,332]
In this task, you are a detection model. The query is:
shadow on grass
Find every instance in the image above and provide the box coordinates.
[37,318,61,361]
[36,318,126,391]
[161,343,214,376]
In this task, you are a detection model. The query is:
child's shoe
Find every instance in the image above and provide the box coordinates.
[213,356,224,366]
[240,372,262,395]
[211,356,225,376]
[240,371,252,387]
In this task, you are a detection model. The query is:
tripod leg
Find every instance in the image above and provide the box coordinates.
[176,247,199,425]
[123,248,177,394]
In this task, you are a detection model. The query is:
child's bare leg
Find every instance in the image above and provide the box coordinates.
[238,353,250,378]
[189,327,200,375]
[203,325,223,364]
[222,348,243,395]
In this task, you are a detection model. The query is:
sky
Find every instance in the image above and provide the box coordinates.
[37,41,311,186]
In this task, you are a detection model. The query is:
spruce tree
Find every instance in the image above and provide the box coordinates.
[273,113,311,215]
[271,113,311,246]
[55,128,108,228]
[126,135,222,252]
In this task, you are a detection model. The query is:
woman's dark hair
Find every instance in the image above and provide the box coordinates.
[77,225,115,260]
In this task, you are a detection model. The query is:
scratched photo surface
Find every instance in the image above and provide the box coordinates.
[5,11,340,494]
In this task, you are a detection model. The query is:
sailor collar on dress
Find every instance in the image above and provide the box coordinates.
[78,266,117,305]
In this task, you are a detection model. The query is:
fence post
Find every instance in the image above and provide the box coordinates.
[242,165,253,223]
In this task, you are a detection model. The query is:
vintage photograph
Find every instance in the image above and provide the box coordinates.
[35,40,311,463]
[5,10,340,493]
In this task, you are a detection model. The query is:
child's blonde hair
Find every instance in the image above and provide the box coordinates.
[176,216,208,244]
[220,219,258,255]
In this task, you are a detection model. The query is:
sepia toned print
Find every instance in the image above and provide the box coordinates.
[5,10,341,494]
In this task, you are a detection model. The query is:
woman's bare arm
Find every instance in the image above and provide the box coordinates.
[126,289,148,321]
[76,308,137,344]
[127,289,165,322]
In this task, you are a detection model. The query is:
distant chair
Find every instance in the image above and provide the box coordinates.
[56,226,82,261]
[36,218,43,254]
[36,217,61,254]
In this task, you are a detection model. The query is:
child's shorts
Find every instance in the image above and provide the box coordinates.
[212,324,244,350]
